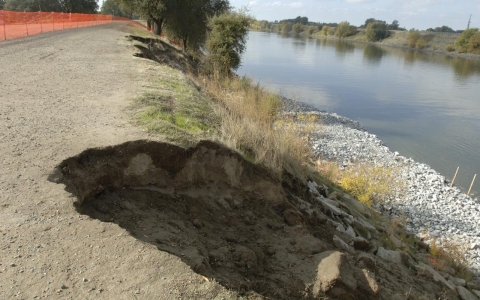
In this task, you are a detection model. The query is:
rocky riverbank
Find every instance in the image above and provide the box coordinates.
[284,100,480,277]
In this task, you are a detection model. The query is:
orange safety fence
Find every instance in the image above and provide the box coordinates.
[0,10,147,41]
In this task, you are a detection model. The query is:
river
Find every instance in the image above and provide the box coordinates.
[237,31,480,195]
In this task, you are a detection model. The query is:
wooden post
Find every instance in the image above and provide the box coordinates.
[450,166,459,187]
[467,174,477,196]
[1,11,6,40]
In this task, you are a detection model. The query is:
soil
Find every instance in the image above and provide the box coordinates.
[0,22,470,299]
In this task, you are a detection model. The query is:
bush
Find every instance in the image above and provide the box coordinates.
[455,28,480,53]
[365,22,388,42]
[336,21,357,38]
[415,38,428,49]
[205,9,251,76]
[292,23,304,34]
[281,22,293,33]
[306,25,317,35]
[445,44,455,52]
[320,25,330,36]
[408,29,420,47]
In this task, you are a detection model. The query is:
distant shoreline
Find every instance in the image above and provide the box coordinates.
[250,29,480,61]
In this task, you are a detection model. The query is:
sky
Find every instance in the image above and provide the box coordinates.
[230,0,480,30]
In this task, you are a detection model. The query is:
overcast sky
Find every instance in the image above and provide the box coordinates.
[230,0,479,30]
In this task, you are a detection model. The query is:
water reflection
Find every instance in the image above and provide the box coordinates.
[444,56,480,79]
[334,40,355,59]
[363,44,386,65]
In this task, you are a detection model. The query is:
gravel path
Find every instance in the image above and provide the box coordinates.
[0,24,234,299]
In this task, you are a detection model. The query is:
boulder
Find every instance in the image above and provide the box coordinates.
[350,237,370,251]
[312,251,357,298]
[333,235,355,254]
[457,286,479,300]
[376,247,406,265]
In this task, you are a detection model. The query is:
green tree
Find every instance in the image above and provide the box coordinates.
[365,22,387,41]
[205,9,250,76]
[0,0,5,9]
[5,0,62,12]
[306,25,317,35]
[292,23,303,34]
[164,0,230,51]
[115,0,167,35]
[336,21,356,38]
[101,0,128,17]
[388,20,399,30]
[4,0,97,13]
[320,25,330,36]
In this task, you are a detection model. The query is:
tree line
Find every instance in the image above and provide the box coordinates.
[2,0,98,13]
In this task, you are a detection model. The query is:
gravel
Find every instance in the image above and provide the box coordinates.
[285,100,480,276]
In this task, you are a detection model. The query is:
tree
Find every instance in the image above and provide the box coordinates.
[365,22,387,41]
[4,0,98,13]
[0,0,5,10]
[164,0,230,51]
[101,0,128,17]
[205,9,250,76]
[115,0,167,35]
[388,20,399,30]
[434,25,454,33]
[281,22,292,33]
[336,21,356,38]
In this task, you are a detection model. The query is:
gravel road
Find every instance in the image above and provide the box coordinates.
[0,23,235,299]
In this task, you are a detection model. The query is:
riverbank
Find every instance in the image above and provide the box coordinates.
[283,100,480,276]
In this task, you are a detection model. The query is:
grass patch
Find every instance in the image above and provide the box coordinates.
[429,238,474,281]
[316,160,402,206]
[201,75,317,178]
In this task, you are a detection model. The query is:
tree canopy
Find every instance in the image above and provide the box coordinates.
[4,0,98,13]
[101,0,130,17]
[366,22,388,41]
[0,0,5,10]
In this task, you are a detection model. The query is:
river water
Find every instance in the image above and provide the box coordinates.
[237,31,480,195]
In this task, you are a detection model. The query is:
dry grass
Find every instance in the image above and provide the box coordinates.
[200,75,316,178]
[429,238,474,281]
[316,160,402,205]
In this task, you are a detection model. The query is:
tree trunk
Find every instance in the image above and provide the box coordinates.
[182,35,188,52]
[152,18,164,36]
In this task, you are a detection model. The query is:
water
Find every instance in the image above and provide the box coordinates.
[237,31,480,195]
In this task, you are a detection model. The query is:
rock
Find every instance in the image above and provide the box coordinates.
[468,281,480,290]
[345,226,356,238]
[451,277,467,287]
[355,268,380,296]
[283,208,304,226]
[471,290,480,298]
[350,237,370,251]
[356,253,376,271]
[60,284,67,289]
[376,247,406,265]
[416,262,456,291]
[312,251,357,298]
[457,286,478,300]
[333,235,355,254]
[342,195,371,218]
[192,219,203,228]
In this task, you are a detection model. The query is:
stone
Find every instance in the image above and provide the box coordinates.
[355,268,380,296]
[416,262,456,291]
[376,247,406,265]
[468,281,480,290]
[471,290,480,298]
[451,277,467,287]
[457,286,478,300]
[356,252,376,271]
[312,251,357,298]
[333,235,355,254]
[345,226,356,238]
[350,237,370,251]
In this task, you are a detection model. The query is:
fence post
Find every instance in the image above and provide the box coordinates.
[1,11,6,40]
[24,11,28,36]
[39,11,43,33]
[62,12,64,30]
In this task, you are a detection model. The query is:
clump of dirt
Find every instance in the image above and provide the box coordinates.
[51,140,462,299]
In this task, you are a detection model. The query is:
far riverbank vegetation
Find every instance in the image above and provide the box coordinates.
[250,16,480,55]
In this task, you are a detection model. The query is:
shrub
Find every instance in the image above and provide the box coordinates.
[281,22,293,33]
[320,25,330,36]
[365,22,388,42]
[306,25,317,35]
[336,21,357,38]
[454,28,479,53]
[408,29,420,47]
[445,44,455,52]
[415,38,428,49]
[292,23,304,34]
[205,9,251,76]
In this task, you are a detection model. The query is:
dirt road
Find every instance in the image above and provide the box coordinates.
[0,24,234,299]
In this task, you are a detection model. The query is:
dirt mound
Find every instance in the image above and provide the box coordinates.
[50,140,462,299]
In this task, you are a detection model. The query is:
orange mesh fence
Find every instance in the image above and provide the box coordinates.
[0,10,147,40]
